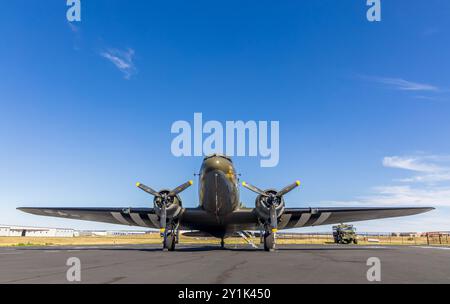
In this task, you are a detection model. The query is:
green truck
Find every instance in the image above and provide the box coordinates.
[332,224,358,244]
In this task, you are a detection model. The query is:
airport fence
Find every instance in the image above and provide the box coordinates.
[277,232,450,246]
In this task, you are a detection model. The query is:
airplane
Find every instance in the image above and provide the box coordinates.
[18,154,434,251]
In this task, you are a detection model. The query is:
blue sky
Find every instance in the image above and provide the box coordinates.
[1,1,449,232]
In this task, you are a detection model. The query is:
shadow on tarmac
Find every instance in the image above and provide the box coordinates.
[13,244,391,253]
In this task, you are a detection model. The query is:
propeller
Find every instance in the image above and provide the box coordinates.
[136,182,161,197]
[136,180,193,232]
[242,180,301,232]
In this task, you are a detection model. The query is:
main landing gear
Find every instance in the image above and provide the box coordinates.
[263,230,276,252]
[220,238,225,249]
[162,222,179,251]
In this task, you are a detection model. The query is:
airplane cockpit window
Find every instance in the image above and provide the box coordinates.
[203,154,233,163]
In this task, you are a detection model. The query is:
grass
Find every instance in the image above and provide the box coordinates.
[0,235,448,247]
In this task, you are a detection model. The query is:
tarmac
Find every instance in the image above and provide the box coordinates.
[0,244,449,284]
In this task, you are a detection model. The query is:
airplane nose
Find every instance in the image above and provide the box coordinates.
[202,156,233,174]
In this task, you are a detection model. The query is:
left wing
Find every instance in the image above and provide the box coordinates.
[278,207,434,229]
[17,207,162,229]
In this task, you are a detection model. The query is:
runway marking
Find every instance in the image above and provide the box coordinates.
[415,246,450,251]
[317,246,387,249]
[0,252,23,255]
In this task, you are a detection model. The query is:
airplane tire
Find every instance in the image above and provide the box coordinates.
[263,232,275,252]
[163,233,176,251]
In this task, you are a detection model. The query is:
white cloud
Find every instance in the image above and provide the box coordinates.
[413,95,446,102]
[367,76,439,92]
[383,155,450,183]
[316,153,450,208]
[382,156,443,173]
[100,48,136,79]
[362,185,450,207]
[301,153,450,232]
[359,75,450,102]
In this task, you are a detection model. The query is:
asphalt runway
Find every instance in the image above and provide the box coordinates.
[0,244,449,284]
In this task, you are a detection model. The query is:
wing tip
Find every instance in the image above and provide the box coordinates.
[415,206,435,211]
[17,207,36,214]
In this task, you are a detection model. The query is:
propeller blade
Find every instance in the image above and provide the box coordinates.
[169,180,194,196]
[136,182,161,197]
[276,180,301,197]
[241,182,270,197]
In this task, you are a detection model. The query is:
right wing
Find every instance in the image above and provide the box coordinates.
[17,207,162,229]
[279,207,435,229]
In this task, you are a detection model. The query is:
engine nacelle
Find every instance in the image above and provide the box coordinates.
[254,189,285,222]
[153,190,183,219]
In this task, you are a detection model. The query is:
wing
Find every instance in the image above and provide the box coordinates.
[279,207,434,229]
[17,207,162,229]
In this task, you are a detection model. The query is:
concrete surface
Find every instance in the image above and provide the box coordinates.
[0,244,449,284]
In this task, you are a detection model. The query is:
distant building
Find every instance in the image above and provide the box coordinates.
[107,231,147,236]
[77,230,149,237]
[0,225,75,237]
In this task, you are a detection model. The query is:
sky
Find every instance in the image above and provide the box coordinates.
[0,0,450,232]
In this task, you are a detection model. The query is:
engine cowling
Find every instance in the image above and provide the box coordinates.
[254,189,285,222]
[153,190,183,219]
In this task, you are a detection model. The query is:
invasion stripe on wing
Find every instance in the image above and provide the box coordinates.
[279,214,292,229]
[148,214,160,227]
[137,214,157,228]
[130,213,149,227]
[111,212,132,225]
[286,213,302,228]
[312,212,331,226]
[295,213,311,227]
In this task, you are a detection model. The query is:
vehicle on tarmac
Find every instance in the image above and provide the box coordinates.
[333,224,358,244]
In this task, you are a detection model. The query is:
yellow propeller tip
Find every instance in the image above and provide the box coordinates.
[271,228,278,233]
[296,180,301,186]
[242,182,246,186]
[189,180,194,185]
[136,182,141,187]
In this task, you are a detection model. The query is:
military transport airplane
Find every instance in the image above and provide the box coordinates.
[18,154,434,251]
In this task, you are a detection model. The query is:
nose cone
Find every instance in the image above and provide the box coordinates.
[201,154,234,175]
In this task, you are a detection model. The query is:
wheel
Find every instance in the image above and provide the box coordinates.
[263,232,275,252]
[353,239,358,244]
[163,232,176,251]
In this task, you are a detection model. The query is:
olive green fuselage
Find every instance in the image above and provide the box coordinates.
[199,155,240,216]
[180,154,258,238]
